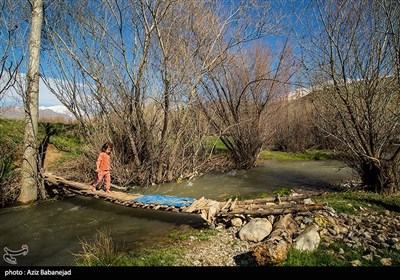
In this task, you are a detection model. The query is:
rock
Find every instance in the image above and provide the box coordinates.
[362,254,373,261]
[294,224,320,251]
[392,242,400,251]
[350,260,362,266]
[238,218,272,242]
[380,258,392,266]
[303,198,314,205]
[230,217,243,227]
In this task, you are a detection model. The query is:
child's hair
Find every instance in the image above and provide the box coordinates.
[101,142,113,152]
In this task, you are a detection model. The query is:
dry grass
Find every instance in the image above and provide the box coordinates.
[72,229,130,266]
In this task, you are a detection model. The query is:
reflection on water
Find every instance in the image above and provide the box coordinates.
[139,160,355,200]
[0,196,204,266]
[0,160,355,266]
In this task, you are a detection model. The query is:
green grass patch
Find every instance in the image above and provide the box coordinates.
[0,118,24,144]
[273,187,294,196]
[314,191,400,215]
[205,136,228,152]
[258,150,337,161]
[168,227,218,242]
[128,248,182,266]
[279,241,400,266]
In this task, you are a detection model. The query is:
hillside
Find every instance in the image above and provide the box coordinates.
[0,105,75,123]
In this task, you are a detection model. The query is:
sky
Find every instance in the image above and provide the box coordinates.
[1,75,62,107]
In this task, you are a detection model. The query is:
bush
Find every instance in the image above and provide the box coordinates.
[0,142,20,207]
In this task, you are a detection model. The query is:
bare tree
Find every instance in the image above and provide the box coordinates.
[18,0,43,203]
[0,0,24,102]
[198,43,296,168]
[302,0,400,194]
[42,0,281,185]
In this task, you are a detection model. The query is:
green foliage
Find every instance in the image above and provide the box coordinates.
[258,150,338,161]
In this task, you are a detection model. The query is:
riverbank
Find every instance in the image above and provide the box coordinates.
[173,205,400,266]
[115,190,399,267]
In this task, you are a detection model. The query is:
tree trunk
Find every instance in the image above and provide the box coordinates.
[379,160,399,195]
[251,214,298,265]
[18,0,43,204]
[360,160,399,195]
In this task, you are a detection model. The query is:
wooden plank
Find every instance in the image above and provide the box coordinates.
[220,198,232,211]
[184,196,205,213]
[229,198,238,211]
[182,197,205,213]
[195,199,212,210]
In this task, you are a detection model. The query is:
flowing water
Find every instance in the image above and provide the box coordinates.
[139,160,354,200]
[0,160,355,266]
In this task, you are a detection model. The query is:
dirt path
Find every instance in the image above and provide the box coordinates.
[43,144,63,171]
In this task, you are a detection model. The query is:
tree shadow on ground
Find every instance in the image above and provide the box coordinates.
[233,252,259,266]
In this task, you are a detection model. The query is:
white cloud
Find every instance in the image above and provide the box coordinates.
[1,73,62,107]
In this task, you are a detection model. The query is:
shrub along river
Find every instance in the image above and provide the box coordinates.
[0,159,355,266]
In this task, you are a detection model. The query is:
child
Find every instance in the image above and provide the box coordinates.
[91,142,113,194]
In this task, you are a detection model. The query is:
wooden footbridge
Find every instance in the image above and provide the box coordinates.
[44,173,327,223]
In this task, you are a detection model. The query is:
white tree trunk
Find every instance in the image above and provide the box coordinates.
[18,0,43,204]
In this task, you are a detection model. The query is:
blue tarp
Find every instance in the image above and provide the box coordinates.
[131,194,196,208]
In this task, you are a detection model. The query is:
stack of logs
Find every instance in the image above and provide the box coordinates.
[218,192,327,217]
[182,191,327,224]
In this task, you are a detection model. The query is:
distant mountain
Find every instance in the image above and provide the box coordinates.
[0,105,75,122]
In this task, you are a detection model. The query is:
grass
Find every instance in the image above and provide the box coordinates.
[73,226,218,266]
[168,227,218,242]
[128,248,182,266]
[0,118,85,158]
[278,190,400,266]
[205,136,229,152]
[279,241,400,266]
[314,191,400,215]
[258,150,337,161]
[0,118,24,144]
[74,229,132,266]
[273,187,294,196]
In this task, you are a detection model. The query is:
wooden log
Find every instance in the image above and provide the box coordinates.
[196,199,212,210]
[219,202,326,216]
[251,214,298,265]
[237,191,328,205]
[231,200,317,211]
